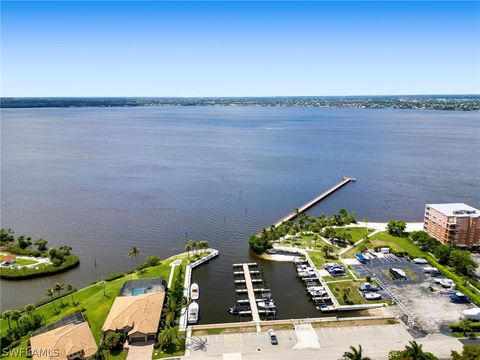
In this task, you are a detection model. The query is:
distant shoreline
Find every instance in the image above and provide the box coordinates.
[1,95,479,111]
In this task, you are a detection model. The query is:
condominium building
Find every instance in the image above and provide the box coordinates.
[424,203,480,249]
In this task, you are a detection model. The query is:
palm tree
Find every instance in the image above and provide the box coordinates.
[322,244,335,258]
[53,283,65,306]
[161,302,177,327]
[158,326,178,350]
[45,288,57,312]
[363,217,369,234]
[10,310,21,328]
[342,345,371,360]
[403,341,429,359]
[65,283,76,304]
[342,287,352,304]
[23,304,36,317]
[187,240,197,256]
[197,240,209,252]
[2,310,12,330]
[128,246,140,266]
[184,243,192,259]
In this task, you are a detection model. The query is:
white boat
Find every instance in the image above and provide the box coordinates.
[257,300,276,309]
[307,286,324,292]
[309,289,328,297]
[463,308,480,321]
[364,292,382,300]
[190,282,199,300]
[298,269,316,277]
[187,302,199,324]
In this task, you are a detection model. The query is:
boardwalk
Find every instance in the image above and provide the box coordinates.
[242,264,261,323]
[272,177,356,228]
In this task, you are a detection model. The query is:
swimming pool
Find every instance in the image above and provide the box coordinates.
[131,287,147,296]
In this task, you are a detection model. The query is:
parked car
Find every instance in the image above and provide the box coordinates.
[359,282,380,292]
[356,253,367,264]
[413,258,428,265]
[439,278,454,288]
[450,292,470,304]
[267,329,278,345]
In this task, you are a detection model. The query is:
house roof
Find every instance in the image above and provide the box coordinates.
[30,321,98,360]
[0,255,16,263]
[102,291,165,336]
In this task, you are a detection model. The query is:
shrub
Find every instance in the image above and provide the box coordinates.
[450,322,480,332]
[387,220,407,237]
[104,331,123,350]
[105,273,124,282]
[248,234,272,254]
[137,256,161,270]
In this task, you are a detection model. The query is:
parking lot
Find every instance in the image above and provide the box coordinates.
[350,253,474,333]
[186,323,465,360]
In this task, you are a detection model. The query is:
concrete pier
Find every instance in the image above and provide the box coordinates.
[242,263,261,323]
[273,177,356,228]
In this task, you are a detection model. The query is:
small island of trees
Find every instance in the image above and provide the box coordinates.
[0,228,80,280]
[249,209,356,254]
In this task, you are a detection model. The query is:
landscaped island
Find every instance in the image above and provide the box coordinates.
[0,229,79,280]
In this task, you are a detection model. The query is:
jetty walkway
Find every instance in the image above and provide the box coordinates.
[273,177,356,228]
[242,263,261,323]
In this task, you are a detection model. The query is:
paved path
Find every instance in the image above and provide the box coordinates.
[168,259,182,288]
[126,343,154,360]
[292,324,320,349]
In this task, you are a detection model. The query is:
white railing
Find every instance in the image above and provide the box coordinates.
[179,249,220,331]
[373,276,414,327]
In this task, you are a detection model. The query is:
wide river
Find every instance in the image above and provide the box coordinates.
[1,106,479,323]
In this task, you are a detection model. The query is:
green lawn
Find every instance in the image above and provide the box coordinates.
[327,280,386,305]
[13,258,38,266]
[280,234,325,251]
[342,231,426,258]
[1,254,188,359]
[307,251,327,268]
[342,227,374,242]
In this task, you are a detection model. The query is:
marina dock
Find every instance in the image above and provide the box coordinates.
[242,263,261,323]
[273,177,356,228]
[228,263,277,331]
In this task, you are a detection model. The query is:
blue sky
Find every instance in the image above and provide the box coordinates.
[1,1,479,97]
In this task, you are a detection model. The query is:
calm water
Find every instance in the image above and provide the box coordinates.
[1,106,479,322]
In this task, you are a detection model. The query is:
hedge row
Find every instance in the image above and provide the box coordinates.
[105,272,124,281]
[0,255,80,280]
[450,321,480,332]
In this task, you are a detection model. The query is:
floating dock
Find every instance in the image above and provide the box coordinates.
[229,263,276,325]
[273,177,356,228]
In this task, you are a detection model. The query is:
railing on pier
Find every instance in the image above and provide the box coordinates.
[179,249,220,331]
[272,177,356,228]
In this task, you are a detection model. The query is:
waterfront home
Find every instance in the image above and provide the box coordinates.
[30,315,97,360]
[0,255,16,266]
[102,278,166,343]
